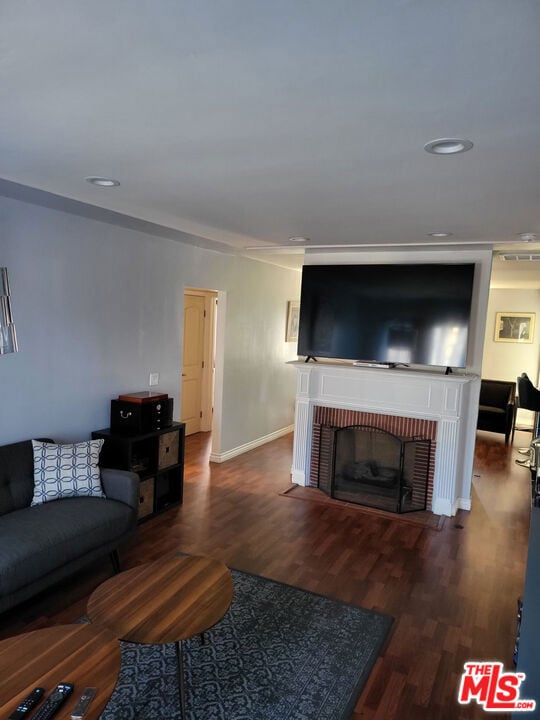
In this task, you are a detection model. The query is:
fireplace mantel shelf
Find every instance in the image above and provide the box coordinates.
[289,361,480,517]
[287,359,476,379]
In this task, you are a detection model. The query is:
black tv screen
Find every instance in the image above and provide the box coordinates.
[297,263,475,368]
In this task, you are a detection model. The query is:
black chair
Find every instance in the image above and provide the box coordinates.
[516,373,540,438]
[477,379,516,444]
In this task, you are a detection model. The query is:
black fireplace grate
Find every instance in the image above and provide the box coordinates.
[318,424,430,513]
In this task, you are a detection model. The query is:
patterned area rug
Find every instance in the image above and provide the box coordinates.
[99,569,392,720]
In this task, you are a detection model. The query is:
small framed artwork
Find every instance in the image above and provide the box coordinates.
[494,312,535,343]
[286,301,300,342]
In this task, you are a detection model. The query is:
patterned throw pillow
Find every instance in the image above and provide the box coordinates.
[31,439,105,506]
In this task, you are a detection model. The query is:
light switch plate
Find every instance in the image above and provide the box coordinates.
[149,372,159,386]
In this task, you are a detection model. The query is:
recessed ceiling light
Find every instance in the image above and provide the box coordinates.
[85,176,120,187]
[424,138,473,155]
[428,232,453,238]
[517,232,537,242]
[288,236,309,243]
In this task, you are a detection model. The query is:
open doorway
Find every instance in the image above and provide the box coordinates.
[181,288,218,436]
[480,266,540,433]
[475,255,540,480]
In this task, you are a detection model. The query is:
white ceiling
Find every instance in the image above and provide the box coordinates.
[2,1,540,285]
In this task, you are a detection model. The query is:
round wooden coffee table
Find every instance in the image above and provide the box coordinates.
[0,624,121,720]
[87,555,234,718]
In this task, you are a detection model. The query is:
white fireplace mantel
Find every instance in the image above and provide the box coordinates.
[289,361,480,516]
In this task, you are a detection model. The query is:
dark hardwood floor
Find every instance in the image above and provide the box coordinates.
[0,429,533,719]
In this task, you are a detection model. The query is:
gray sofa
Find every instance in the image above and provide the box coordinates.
[0,438,139,614]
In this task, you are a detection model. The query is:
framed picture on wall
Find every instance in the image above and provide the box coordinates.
[286,301,300,342]
[494,312,535,343]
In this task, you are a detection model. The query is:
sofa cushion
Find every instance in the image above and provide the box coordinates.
[31,440,105,506]
[0,497,133,596]
[0,440,35,516]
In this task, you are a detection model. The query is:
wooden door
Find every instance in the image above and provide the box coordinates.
[181,294,206,435]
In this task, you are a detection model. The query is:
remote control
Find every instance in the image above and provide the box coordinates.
[31,683,74,720]
[8,687,45,719]
[70,688,97,719]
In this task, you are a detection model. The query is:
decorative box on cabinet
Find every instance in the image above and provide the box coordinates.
[92,422,185,521]
[138,477,155,519]
[158,429,180,469]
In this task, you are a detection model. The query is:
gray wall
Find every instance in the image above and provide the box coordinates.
[0,196,301,450]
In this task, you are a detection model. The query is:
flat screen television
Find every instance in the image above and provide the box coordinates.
[297,263,475,368]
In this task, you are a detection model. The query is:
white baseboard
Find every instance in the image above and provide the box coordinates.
[210,425,294,463]
[455,497,472,512]
[291,469,306,486]
[431,496,472,517]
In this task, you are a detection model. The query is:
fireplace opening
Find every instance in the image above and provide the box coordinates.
[318,424,430,513]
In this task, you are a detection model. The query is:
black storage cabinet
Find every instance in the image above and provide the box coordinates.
[92,422,185,521]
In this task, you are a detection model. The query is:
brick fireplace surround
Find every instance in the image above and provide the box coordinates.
[289,361,479,516]
[310,406,436,509]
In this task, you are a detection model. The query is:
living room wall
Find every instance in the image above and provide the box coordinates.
[0,195,301,452]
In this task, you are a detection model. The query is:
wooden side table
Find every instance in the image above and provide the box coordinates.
[87,555,234,718]
[0,624,121,720]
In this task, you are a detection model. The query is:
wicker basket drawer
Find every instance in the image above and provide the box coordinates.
[138,477,155,519]
[158,430,180,469]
